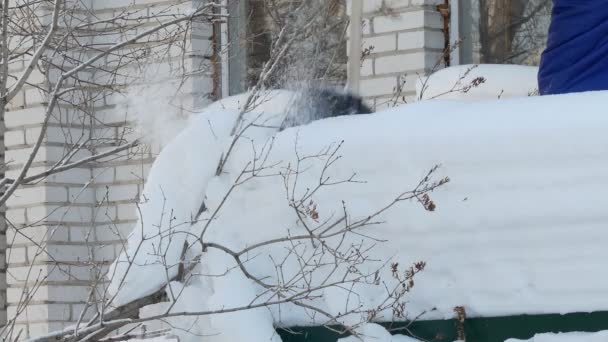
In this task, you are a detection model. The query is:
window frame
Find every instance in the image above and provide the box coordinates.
[450,0,552,66]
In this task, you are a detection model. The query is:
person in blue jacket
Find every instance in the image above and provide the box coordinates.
[538,0,608,95]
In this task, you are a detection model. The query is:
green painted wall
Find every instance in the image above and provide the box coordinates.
[277,311,608,342]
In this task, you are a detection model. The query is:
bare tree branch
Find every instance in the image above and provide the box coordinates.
[4,0,62,102]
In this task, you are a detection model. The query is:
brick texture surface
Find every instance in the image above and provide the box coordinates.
[348,0,446,108]
[2,0,214,336]
[2,0,445,336]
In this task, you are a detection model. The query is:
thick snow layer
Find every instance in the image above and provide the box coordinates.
[111,89,608,341]
[506,331,608,342]
[108,91,298,306]
[417,64,538,100]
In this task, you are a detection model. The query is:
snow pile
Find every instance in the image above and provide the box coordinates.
[338,324,421,342]
[107,90,298,306]
[506,330,608,342]
[110,89,608,341]
[417,64,539,100]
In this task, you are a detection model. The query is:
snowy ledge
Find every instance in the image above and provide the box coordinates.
[110,89,608,341]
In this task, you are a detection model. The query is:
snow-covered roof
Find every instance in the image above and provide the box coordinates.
[417,64,539,100]
[109,89,608,341]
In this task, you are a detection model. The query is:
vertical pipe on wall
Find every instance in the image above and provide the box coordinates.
[220,0,230,98]
[347,0,363,94]
[227,0,246,95]
[450,0,460,65]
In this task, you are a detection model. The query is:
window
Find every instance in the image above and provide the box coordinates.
[458,0,552,65]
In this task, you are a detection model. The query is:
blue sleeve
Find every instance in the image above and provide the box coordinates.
[538,0,608,95]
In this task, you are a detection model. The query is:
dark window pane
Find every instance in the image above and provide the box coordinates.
[459,0,552,65]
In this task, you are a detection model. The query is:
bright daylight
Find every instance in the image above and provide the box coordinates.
[0,0,606,341]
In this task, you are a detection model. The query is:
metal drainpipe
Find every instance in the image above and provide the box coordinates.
[220,0,230,98]
[450,0,460,65]
[348,0,363,94]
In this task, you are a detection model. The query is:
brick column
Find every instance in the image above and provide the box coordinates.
[3,0,215,337]
[4,75,96,337]
[347,0,445,109]
[90,0,215,273]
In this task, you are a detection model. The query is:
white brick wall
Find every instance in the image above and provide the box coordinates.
[3,0,215,336]
[398,30,444,50]
[362,34,396,53]
[347,0,446,108]
[359,77,398,97]
[4,107,48,129]
[9,187,68,207]
[2,0,447,335]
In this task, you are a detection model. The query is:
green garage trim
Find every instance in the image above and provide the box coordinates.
[277,311,608,342]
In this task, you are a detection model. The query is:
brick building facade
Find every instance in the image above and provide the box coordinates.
[1,0,550,338]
